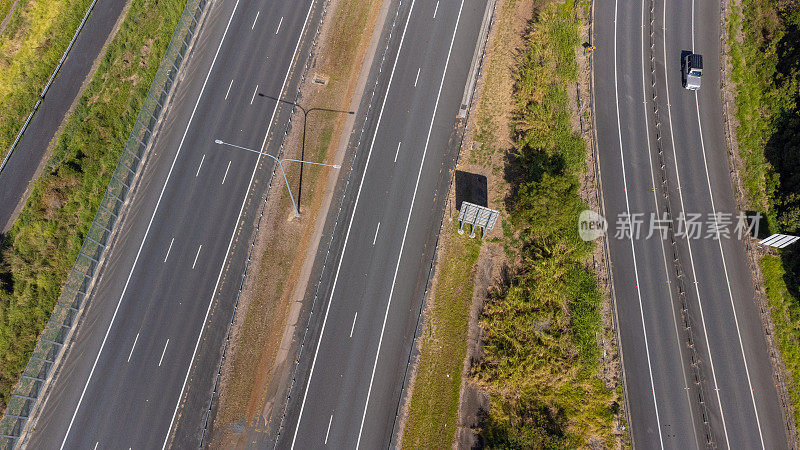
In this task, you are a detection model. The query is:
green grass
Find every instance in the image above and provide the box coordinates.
[404,0,620,447]
[0,0,15,27]
[473,0,618,447]
[761,254,800,430]
[727,0,800,430]
[0,0,185,412]
[0,0,94,162]
[402,223,482,449]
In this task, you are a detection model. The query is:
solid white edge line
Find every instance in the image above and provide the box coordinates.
[372,222,380,245]
[158,339,169,367]
[127,333,139,362]
[222,160,232,184]
[639,0,699,445]
[195,154,205,177]
[690,0,765,437]
[661,0,732,445]
[289,1,418,447]
[695,92,766,448]
[690,0,764,444]
[355,1,464,447]
[613,0,664,447]
[161,2,316,448]
[164,237,174,263]
[59,1,244,447]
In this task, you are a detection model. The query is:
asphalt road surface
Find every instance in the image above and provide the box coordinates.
[594,0,788,447]
[0,0,129,232]
[26,0,320,447]
[275,0,488,448]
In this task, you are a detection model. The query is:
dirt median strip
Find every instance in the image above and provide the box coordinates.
[206,0,385,447]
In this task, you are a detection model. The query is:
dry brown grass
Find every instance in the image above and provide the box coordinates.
[208,1,383,447]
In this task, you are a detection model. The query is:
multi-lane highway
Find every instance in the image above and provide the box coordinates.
[275,0,488,448]
[26,0,320,447]
[594,0,788,447]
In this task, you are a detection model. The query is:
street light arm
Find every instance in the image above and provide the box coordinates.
[215,140,339,167]
[214,139,278,163]
[281,158,340,169]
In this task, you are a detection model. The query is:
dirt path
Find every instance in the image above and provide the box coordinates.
[0,0,19,34]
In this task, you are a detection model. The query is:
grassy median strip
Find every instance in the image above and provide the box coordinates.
[402,0,621,447]
[473,2,616,446]
[402,224,481,449]
[0,0,184,412]
[0,0,94,161]
[726,0,800,429]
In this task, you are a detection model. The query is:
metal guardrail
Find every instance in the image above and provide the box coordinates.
[0,0,209,447]
[0,0,100,174]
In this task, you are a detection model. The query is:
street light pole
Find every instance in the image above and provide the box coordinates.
[259,95,353,210]
[214,139,341,217]
[297,106,353,210]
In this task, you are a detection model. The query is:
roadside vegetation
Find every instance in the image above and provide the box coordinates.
[473,1,617,446]
[402,223,481,449]
[727,0,800,428]
[0,0,184,412]
[0,0,16,28]
[402,0,623,447]
[0,0,94,162]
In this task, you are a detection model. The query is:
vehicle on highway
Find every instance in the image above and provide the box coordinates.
[683,53,703,90]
